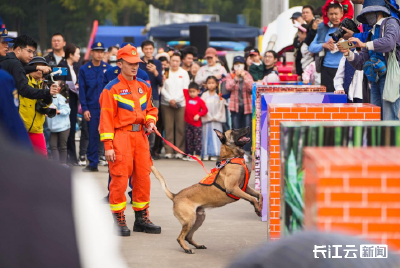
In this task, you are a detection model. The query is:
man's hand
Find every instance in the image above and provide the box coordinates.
[56,109,61,115]
[337,41,350,54]
[342,27,355,40]
[105,149,116,163]
[49,84,58,95]
[312,18,322,30]
[146,122,157,133]
[147,63,159,76]
[37,65,52,74]
[193,114,200,121]
[83,110,91,121]
[334,90,345,95]
[323,40,336,51]
[348,37,366,49]
[169,99,177,108]
[215,74,222,80]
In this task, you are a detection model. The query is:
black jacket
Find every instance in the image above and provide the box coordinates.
[0,53,51,99]
[44,51,59,68]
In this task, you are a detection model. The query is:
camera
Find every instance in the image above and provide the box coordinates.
[329,18,360,42]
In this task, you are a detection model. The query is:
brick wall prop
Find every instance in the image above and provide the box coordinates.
[252,84,326,183]
[303,147,400,251]
[255,92,346,197]
[266,103,381,239]
[280,121,400,237]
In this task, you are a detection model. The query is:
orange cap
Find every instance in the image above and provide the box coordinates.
[117,44,143,64]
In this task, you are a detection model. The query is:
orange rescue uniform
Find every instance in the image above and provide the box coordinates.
[99,73,158,212]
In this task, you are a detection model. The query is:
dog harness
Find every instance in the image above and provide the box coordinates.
[199,158,249,200]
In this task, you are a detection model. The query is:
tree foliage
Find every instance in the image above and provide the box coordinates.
[1,0,319,51]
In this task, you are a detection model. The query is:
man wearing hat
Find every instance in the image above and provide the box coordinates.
[79,42,111,172]
[99,44,160,236]
[19,56,54,157]
[0,28,14,57]
[340,0,400,120]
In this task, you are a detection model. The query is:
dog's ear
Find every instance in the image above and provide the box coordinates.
[214,129,226,144]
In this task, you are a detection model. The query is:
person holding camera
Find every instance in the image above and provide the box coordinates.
[18,57,55,157]
[0,35,58,99]
[309,3,345,92]
[161,52,190,159]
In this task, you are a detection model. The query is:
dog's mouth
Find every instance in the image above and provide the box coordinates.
[235,134,251,147]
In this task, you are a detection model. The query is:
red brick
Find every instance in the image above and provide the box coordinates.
[275,107,291,112]
[368,223,400,233]
[373,107,381,113]
[365,113,381,120]
[367,165,400,173]
[270,139,280,146]
[270,232,280,239]
[291,107,307,113]
[368,193,400,203]
[356,107,373,113]
[318,207,344,217]
[348,113,365,120]
[324,107,340,113]
[349,207,381,217]
[270,113,283,119]
[270,192,280,199]
[299,113,316,119]
[340,107,357,113]
[348,178,382,188]
[316,113,332,120]
[318,178,344,187]
[331,193,362,202]
[332,113,348,120]
[270,166,280,172]
[282,113,299,119]
[317,192,325,202]
[387,178,400,188]
[330,222,363,233]
[387,208,400,218]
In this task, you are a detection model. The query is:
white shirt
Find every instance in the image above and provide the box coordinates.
[334,55,363,101]
[68,64,77,85]
[161,67,190,107]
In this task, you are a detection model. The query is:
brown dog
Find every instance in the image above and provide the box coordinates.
[151,127,263,254]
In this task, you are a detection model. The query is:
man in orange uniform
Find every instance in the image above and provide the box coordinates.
[99,44,161,236]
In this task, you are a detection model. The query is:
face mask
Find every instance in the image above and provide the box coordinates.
[234,64,244,71]
[364,12,378,26]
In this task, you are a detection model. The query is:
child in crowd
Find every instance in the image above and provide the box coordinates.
[201,76,226,161]
[322,0,354,27]
[183,82,208,160]
[302,62,320,85]
[47,81,71,166]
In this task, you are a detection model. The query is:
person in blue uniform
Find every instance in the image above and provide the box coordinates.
[0,69,32,150]
[103,43,150,88]
[79,42,111,172]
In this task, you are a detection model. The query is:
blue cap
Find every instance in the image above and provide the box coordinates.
[0,28,15,42]
[233,56,245,64]
[91,41,106,50]
[121,42,133,48]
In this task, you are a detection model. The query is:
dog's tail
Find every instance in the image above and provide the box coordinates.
[151,166,175,200]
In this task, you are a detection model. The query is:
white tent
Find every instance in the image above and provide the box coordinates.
[261,6,303,55]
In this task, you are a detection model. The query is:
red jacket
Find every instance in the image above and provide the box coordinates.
[322,0,354,26]
[183,89,208,127]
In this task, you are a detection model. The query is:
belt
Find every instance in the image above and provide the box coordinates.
[120,124,142,132]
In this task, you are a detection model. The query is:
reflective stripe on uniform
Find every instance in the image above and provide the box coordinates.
[140,94,147,111]
[110,201,127,211]
[100,133,114,141]
[113,94,135,108]
[132,201,149,209]
[146,115,157,123]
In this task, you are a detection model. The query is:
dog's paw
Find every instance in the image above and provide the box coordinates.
[184,249,195,254]
[196,245,207,249]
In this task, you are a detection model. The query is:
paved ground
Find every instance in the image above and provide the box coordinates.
[80,159,268,268]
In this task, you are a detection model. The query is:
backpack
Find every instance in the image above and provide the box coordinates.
[363,57,387,83]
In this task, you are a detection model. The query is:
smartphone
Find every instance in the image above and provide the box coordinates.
[148,59,154,65]
[315,15,321,20]
[53,67,68,76]
[339,41,356,49]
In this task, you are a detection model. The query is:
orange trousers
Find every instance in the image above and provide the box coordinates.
[109,128,152,213]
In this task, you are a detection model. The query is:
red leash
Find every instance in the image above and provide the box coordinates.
[154,130,209,174]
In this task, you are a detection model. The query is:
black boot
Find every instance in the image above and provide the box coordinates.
[133,208,161,234]
[112,211,131,236]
